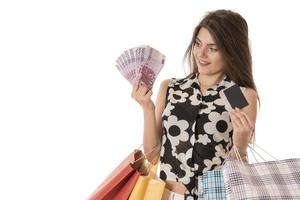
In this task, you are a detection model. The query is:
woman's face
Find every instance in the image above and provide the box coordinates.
[193,27,225,75]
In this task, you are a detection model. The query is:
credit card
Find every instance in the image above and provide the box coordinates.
[222,84,248,110]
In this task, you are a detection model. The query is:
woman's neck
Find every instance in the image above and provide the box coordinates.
[197,72,225,88]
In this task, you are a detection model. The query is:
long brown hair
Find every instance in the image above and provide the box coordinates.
[183,9,260,144]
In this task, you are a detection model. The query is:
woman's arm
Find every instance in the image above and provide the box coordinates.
[228,87,258,161]
[131,75,171,164]
[143,79,171,164]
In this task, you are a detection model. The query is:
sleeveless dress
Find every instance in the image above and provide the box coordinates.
[159,72,246,199]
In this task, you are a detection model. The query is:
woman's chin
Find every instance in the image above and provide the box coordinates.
[197,67,211,74]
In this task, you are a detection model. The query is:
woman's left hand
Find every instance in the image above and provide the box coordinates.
[229,107,254,154]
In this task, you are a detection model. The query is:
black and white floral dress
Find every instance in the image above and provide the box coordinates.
[159,72,246,199]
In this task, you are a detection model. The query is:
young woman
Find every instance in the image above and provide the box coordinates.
[131,9,259,200]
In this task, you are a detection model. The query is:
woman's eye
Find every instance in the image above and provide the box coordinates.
[195,41,201,46]
[210,48,218,52]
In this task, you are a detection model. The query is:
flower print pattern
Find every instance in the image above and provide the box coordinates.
[163,115,189,146]
[179,78,193,90]
[203,156,222,173]
[159,72,246,199]
[197,134,211,145]
[215,143,227,159]
[198,101,216,114]
[202,89,218,96]
[160,162,178,180]
[168,88,189,104]
[178,148,194,185]
[162,102,175,117]
[189,88,202,106]
[204,111,232,142]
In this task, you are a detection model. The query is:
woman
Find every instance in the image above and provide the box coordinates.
[131,9,259,200]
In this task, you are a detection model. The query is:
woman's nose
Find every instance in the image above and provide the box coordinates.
[197,46,207,58]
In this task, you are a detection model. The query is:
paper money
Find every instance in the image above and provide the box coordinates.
[116,45,165,87]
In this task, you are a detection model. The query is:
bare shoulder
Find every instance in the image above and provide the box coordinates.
[244,87,258,103]
[156,79,172,105]
[159,79,172,90]
[241,87,258,123]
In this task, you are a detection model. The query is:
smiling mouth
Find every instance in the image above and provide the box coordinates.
[198,60,210,66]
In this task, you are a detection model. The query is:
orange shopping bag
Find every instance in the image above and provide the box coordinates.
[88,149,146,200]
[129,158,166,200]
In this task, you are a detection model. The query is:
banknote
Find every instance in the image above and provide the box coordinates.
[116,45,165,87]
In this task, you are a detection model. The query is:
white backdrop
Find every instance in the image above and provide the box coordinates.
[1,0,300,199]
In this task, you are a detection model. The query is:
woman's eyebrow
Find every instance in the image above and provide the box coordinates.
[196,37,216,46]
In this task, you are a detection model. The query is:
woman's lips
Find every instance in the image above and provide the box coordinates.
[198,60,210,66]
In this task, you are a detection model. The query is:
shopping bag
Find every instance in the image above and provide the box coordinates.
[88,149,146,200]
[223,144,300,199]
[198,169,226,200]
[129,159,166,200]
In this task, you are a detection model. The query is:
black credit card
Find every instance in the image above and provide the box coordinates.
[223,84,249,109]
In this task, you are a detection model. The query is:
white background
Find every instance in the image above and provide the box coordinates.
[1,0,300,199]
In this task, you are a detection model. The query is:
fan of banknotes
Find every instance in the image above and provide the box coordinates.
[115,45,165,88]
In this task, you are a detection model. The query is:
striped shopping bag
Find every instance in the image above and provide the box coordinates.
[198,169,226,200]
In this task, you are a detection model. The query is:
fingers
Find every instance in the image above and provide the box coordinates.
[237,108,254,129]
[137,84,150,97]
[133,86,153,109]
[229,107,253,130]
[230,110,247,127]
[230,115,239,127]
[145,89,153,99]
[132,74,142,95]
[131,74,153,105]
[235,108,253,128]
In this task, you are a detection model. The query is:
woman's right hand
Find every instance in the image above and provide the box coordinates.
[131,74,155,111]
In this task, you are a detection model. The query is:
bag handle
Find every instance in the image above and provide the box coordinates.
[231,144,280,165]
[222,145,248,168]
[143,143,161,178]
[248,143,279,162]
[219,145,248,170]
[133,145,160,177]
[146,156,161,178]
[132,143,161,165]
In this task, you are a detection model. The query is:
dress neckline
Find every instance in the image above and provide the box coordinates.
[194,72,227,95]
